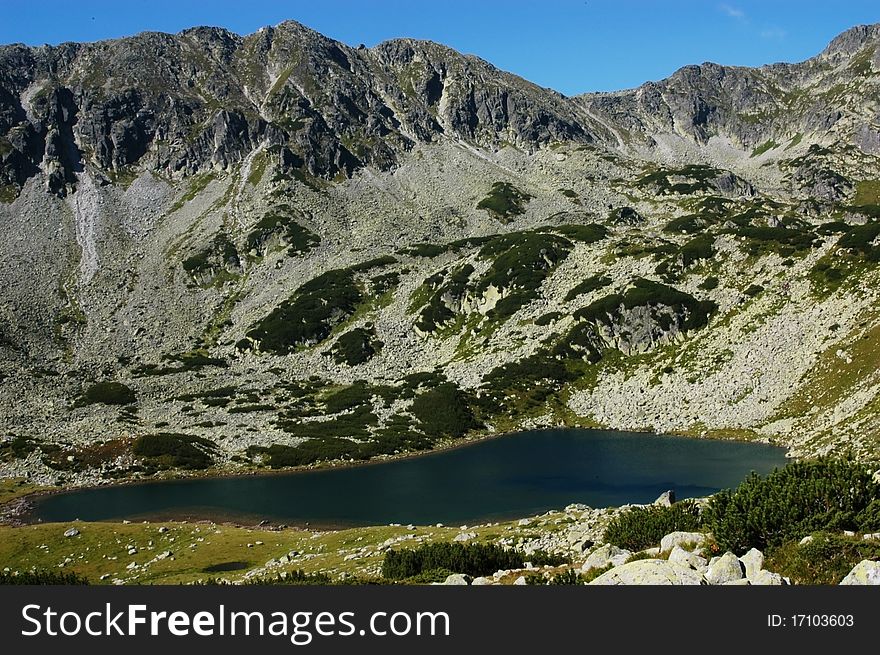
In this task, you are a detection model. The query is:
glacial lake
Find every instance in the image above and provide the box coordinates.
[28,429,787,527]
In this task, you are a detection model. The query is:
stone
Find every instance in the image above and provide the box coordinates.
[589,560,704,585]
[63,528,80,538]
[654,490,675,506]
[471,576,492,586]
[581,544,632,572]
[660,531,707,553]
[513,576,527,585]
[668,545,708,572]
[705,552,745,585]
[862,533,880,541]
[443,573,470,585]
[740,548,764,579]
[750,570,786,585]
[453,532,477,542]
[127,547,137,555]
[158,527,168,533]
[839,560,880,585]
[156,550,173,560]
[799,535,814,546]
[722,579,751,585]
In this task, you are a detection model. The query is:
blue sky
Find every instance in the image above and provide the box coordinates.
[1,1,878,94]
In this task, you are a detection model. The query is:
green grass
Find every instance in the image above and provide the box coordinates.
[750,140,779,158]
[74,382,136,407]
[853,180,880,207]
[476,182,532,222]
[766,532,880,585]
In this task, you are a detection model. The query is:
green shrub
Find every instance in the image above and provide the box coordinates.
[744,284,764,297]
[477,182,532,221]
[132,433,216,470]
[704,457,880,554]
[603,501,704,551]
[410,383,480,438]
[565,275,611,302]
[329,327,382,365]
[382,542,568,579]
[766,532,880,585]
[699,275,719,291]
[0,570,89,585]
[76,382,136,407]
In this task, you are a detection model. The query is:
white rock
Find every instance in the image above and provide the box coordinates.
[653,490,675,507]
[589,560,704,585]
[751,570,786,585]
[471,576,492,586]
[705,552,745,585]
[660,531,707,553]
[513,576,527,585]
[63,528,80,538]
[581,544,632,572]
[799,535,814,546]
[453,532,477,542]
[840,560,880,585]
[156,550,173,560]
[722,578,751,586]
[443,573,470,585]
[668,545,708,571]
[740,548,764,579]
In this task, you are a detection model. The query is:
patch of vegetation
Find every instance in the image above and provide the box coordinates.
[410,383,480,439]
[413,264,473,333]
[182,232,240,287]
[0,570,89,585]
[604,501,704,551]
[853,180,880,207]
[766,532,880,585]
[169,172,215,213]
[0,184,18,203]
[477,352,576,418]
[246,268,363,353]
[574,278,716,332]
[750,140,779,158]
[132,433,217,470]
[704,457,880,554]
[74,382,136,407]
[328,326,383,365]
[534,311,563,326]
[245,206,319,258]
[476,182,533,222]
[730,224,818,258]
[135,351,228,376]
[381,541,568,580]
[635,164,724,195]
[565,275,612,302]
[699,275,719,291]
[744,284,764,297]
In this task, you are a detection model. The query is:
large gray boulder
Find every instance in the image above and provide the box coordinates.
[581,544,632,572]
[589,560,705,585]
[660,531,707,553]
[705,552,745,585]
[839,560,880,585]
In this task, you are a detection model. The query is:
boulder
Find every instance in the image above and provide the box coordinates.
[839,560,880,585]
[705,552,745,585]
[660,531,707,553]
[581,544,632,572]
[63,528,80,538]
[589,560,704,585]
[740,548,765,579]
[654,490,675,507]
[453,532,477,542]
[471,577,492,586]
[750,570,786,585]
[513,576,527,585]
[443,573,471,585]
[722,579,750,586]
[668,545,708,572]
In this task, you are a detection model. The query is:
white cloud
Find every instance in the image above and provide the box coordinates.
[719,3,746,20]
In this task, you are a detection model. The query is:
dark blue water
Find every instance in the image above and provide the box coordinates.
[29,429,787,526]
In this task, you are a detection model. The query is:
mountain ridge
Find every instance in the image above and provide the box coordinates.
[1,20,880,488]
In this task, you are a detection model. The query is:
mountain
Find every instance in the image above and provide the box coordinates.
[1,20,880,486]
